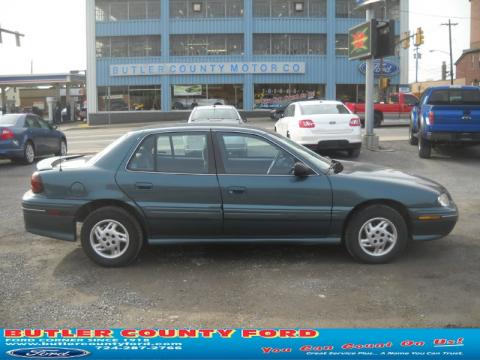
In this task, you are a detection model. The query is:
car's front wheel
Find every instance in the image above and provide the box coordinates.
[344,204,408,264]
[80,206,143,267]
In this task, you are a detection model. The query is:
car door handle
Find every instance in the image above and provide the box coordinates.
[227,186,246,195]
[135,182,153,190]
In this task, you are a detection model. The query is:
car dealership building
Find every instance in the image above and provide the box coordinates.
[86,0,409,124]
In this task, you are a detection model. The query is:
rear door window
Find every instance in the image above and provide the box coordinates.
[128,133,210,174]
[428,89,480,105]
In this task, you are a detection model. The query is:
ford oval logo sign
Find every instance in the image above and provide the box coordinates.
[358,60,400,77]
[7,348,90,359]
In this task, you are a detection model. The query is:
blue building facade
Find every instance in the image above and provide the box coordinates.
[86,0,409,122]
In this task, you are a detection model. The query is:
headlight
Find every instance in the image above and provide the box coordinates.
[438,193,450,207]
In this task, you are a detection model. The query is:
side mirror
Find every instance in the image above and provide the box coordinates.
[293,162,313,177]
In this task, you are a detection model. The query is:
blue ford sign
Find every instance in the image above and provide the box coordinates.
[6,348,90,359]
[358,60,399,77]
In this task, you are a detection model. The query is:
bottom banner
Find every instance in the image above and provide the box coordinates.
[1,329,479,359]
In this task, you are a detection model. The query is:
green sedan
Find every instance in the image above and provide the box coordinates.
[22,125,458,267]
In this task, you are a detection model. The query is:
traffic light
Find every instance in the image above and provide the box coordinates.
[379,77,391,90]
[402,31,410,49]
[415,27,424,46]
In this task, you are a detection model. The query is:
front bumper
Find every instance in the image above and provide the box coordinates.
[425,131,480,144]
[22,191,84,242]
[409,205,458,241]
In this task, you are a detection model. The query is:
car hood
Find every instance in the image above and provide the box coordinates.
[337,160,446,193]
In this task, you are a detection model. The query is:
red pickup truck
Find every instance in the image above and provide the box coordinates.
[345,93,419,127]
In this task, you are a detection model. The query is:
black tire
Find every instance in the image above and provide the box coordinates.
[408,122,418,145]
[374,112,382,128]
[348,148,361,158]
[418,134,432,158]
[344,204,408,264]
[21,141,35,165]
[80,206,143,267]
[55,139,68,156]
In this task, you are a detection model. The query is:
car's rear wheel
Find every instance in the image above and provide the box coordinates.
[21,141,35,165]
[55,140,67,156]
[348,148,361,158]
[418,134,432,158]
[80,206,143,267]
[344,204,408,264]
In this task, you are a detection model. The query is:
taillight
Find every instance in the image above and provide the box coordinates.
[349,117,361,127]
[31,172,44,194]
[428,111,435,125]
[299,119,315,128]
[0,128,14,141]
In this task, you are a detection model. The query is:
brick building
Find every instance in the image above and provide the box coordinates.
[455,0,480,86]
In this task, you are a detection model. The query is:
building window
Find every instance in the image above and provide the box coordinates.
[253,34,326,55]
[335,34,348,56]
[95,0,161,21]
[170,34,244,56]
[98,86,161,111]
[335,0,365,18]
[254,84,325,109]
[96,36,161,57]
[336,84,365,103]
[169,0,244,18]
[171,84,244,110]
[253,0,326,17]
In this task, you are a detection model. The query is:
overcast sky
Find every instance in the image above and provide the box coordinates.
[0,0,472,83]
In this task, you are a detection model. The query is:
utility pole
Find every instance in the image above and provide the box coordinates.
[0,26,25,46]
[414,46,421,83]
[441,19,458,85]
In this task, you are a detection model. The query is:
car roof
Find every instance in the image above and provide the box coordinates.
[135,123,266,136]
[427,85,480,91]
[192,105,237,110]
[292,100,342,106]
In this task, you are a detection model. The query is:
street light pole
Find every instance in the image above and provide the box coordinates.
[441,19,458,85]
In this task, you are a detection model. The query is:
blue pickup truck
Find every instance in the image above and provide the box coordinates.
[409,86,480,158]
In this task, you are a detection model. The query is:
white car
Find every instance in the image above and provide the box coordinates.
[188,105,245,124]
[274,100,362,157]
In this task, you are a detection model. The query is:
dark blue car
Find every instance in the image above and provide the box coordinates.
[22,125,458,267]
[409,86,480,158]
[0,113,67,164]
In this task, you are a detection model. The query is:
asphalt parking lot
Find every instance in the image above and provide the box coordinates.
[0,120,479,328]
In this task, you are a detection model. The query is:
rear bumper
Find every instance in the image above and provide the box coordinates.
[304,140,362,151]
[409,205,458,241]
[0,144,23,159]
[22,191,84,242]
[424,131,480,144]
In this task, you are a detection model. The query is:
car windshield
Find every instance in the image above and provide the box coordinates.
[270,131,332,171]
[427,89,480,105]
[300,104,350,115]
[0,114,21,126]
[191,109,239,121]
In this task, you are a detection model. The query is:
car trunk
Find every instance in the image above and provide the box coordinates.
[307,114,356,135]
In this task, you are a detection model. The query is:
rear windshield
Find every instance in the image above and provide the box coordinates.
[191,109,239,121]
[0,114,22,126]
[427,89,480,106]
[300,104,350,115]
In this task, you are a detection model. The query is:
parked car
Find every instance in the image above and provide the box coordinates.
[188,105,246,124]
[345,93,419,127]
[22,125,457,267]
[0,113,67,164]
[410,86,480,158]
[270,104,289,120]
[274,100,362,157]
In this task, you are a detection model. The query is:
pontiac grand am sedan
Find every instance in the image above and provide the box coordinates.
[22,125,458,267]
